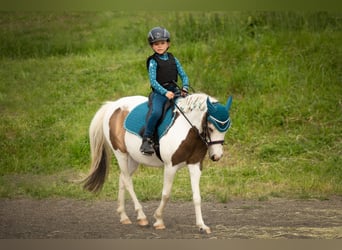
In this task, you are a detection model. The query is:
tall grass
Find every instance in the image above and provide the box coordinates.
[0,11,341,201]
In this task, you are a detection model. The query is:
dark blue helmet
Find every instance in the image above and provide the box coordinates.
[148,27,170,45]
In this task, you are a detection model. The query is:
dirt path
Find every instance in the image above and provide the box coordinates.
[0,197,341,239]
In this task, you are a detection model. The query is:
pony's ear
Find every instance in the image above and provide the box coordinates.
[226,96,233,111]
[206,97,216,114]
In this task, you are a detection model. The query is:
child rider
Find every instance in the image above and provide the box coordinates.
[140,27,189,155]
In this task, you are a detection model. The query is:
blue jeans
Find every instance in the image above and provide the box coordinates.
[143,92,169,138]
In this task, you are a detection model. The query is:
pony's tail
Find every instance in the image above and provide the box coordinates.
[83,103,111,193]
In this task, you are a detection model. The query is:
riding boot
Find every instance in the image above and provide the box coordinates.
[140,137,154,155]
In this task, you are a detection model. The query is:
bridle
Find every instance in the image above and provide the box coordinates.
[201,119,225,146]
[173,101,225,147]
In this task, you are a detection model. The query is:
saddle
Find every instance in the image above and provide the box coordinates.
[124,96,178,158]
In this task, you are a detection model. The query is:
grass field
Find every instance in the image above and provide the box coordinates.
[0,11,341,201]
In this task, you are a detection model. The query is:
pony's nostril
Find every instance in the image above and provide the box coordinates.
[211,155,220,161]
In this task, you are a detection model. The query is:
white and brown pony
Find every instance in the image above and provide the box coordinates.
[83,93,232,234]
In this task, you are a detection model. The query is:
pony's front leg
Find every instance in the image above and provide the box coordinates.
[153,165,177,230]
[188,164,211,234]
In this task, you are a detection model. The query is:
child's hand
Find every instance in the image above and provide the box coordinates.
[181,88,188,97]
[165,91,175,100]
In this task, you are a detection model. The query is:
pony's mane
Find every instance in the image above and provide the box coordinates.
[176,93,218,113]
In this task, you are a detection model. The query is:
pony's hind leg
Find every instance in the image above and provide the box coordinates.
[117,173,131,224]
[116,153,148,226]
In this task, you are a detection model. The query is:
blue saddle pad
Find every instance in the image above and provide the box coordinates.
[124,101,175,140]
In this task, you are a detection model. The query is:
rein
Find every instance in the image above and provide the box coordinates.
[172,100,224,147]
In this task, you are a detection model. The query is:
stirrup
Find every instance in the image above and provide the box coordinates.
[140,138,154,155]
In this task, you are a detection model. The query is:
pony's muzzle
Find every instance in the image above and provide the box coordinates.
[208,144,223,162]
[210,153,222,161]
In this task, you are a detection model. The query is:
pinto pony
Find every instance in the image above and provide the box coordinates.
[83,93,232,234]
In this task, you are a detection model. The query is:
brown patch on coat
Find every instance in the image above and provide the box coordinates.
[171,127,207,169]
[109,108,129,153]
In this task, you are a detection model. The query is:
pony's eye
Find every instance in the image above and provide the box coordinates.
[208,127,214,133]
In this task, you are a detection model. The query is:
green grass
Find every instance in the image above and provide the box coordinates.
[0,11,341,201]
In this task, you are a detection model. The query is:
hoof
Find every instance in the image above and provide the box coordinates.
[154,224,166,230]
[200,227,211,234]
[120,218,132,225]
[137,218,149,227]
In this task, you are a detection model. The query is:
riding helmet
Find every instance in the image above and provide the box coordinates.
[147,27,170,44]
